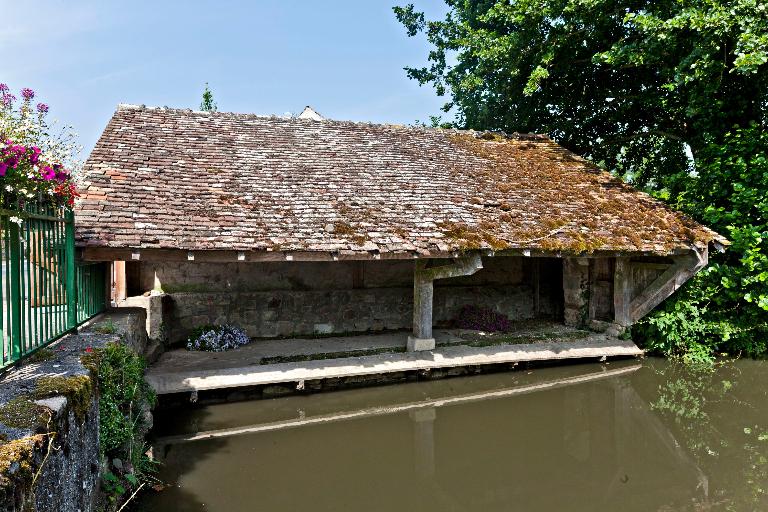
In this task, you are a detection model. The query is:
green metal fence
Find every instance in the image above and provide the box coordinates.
[0,205,107,368]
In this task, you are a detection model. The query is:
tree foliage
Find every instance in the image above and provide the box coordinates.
[200,82,217,112]
[638,125,768,359]
[396,0,768,359]
[395,0,766,188]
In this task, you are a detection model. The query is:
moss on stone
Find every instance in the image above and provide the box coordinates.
[80,349,103,375]
[25,348,55,364]
[0,398,49,431]
[0,434,45,502]
[93,319,117,334]
[33,375,93,424]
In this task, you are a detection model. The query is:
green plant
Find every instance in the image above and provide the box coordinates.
[93,319,117,335]
[636,126,768,361]
[87,341,157,509]
[200,82,217,112]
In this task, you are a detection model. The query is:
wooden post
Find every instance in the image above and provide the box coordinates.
[409,261,435,351]
[532,258,541,317]
[113,260,127,304]
[613,257,632,329]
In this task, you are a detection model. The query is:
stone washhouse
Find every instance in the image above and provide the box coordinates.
[74,105,725,386]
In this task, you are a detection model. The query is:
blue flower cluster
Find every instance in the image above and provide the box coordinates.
[186,324,251,352]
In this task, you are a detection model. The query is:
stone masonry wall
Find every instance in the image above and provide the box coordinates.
[0,309,148,512]
[133,257,562,343]
[563,257,590,328]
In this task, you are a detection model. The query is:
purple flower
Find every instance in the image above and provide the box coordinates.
[36,103,48,114]
[42,166,55,180]
[20,88,34,101]
[0,163,7,176]
[0,84,8,93]
[1,93,15,107]
[29,147,41,165]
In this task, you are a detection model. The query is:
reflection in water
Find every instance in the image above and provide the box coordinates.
[138,359,768,511]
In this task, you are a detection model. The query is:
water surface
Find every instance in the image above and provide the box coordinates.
[139,358,768,511]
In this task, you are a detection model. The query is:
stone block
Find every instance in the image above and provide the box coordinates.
[407,336,435,351]
[313,323,334,335]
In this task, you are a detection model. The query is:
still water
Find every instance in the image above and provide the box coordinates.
[139,358,768,511]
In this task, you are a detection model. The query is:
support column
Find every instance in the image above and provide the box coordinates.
[113,260,127,304]
[408,254,483,351]
[563,257,590,328]
[612,257,632,333]
[410,260,435,350]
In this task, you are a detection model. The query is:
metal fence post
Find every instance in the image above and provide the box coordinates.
[65,209,77,331]
[8,221,22,361]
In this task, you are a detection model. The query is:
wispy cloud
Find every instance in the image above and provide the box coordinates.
[0,1,103,48]
[82,67,142,85]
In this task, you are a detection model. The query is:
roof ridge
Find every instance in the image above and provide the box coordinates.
[113,103,550,141]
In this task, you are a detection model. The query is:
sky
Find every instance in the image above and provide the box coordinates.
[1,1,449,157]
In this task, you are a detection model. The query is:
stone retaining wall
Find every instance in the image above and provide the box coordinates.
[133,257,564,343]
[0,308,147,512]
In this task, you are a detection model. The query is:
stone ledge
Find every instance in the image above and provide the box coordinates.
[146,338,644,395]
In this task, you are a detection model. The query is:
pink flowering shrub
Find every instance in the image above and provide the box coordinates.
[0,84,78,214]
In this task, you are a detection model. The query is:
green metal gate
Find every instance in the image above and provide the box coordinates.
[0,205,107,368]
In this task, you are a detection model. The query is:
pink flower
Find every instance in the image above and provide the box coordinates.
[42,166,55,180]
[30,147,41,165]
[36,103,48,114]
[0,163,7,176]
[20,88,34,101]
[0,84,8,92]
[1,93,15,107]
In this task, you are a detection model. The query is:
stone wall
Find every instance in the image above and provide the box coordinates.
[563,257,591,328]
[0,309,148,512]
[132,257,564,343]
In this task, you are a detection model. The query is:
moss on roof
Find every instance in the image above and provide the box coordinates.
[76,105,724,256]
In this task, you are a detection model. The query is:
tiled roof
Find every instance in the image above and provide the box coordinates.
[75,105,724,256]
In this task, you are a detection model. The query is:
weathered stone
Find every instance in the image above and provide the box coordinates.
[138,257,550,343]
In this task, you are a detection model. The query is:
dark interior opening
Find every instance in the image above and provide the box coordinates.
[125,261,143,297]
[533,258,564,321]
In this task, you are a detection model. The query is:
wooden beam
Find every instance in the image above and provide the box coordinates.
[629,247,708,323]
[613,257,632,327]
[78,245,700,263]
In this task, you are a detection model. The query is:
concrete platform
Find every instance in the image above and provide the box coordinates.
[145,328,643,395]
[153,362,642,447]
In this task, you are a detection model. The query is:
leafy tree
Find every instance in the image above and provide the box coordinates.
[200,82,217,112]
[395,1,768,359]
[394,0,767,190]
[638,126,768,359]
